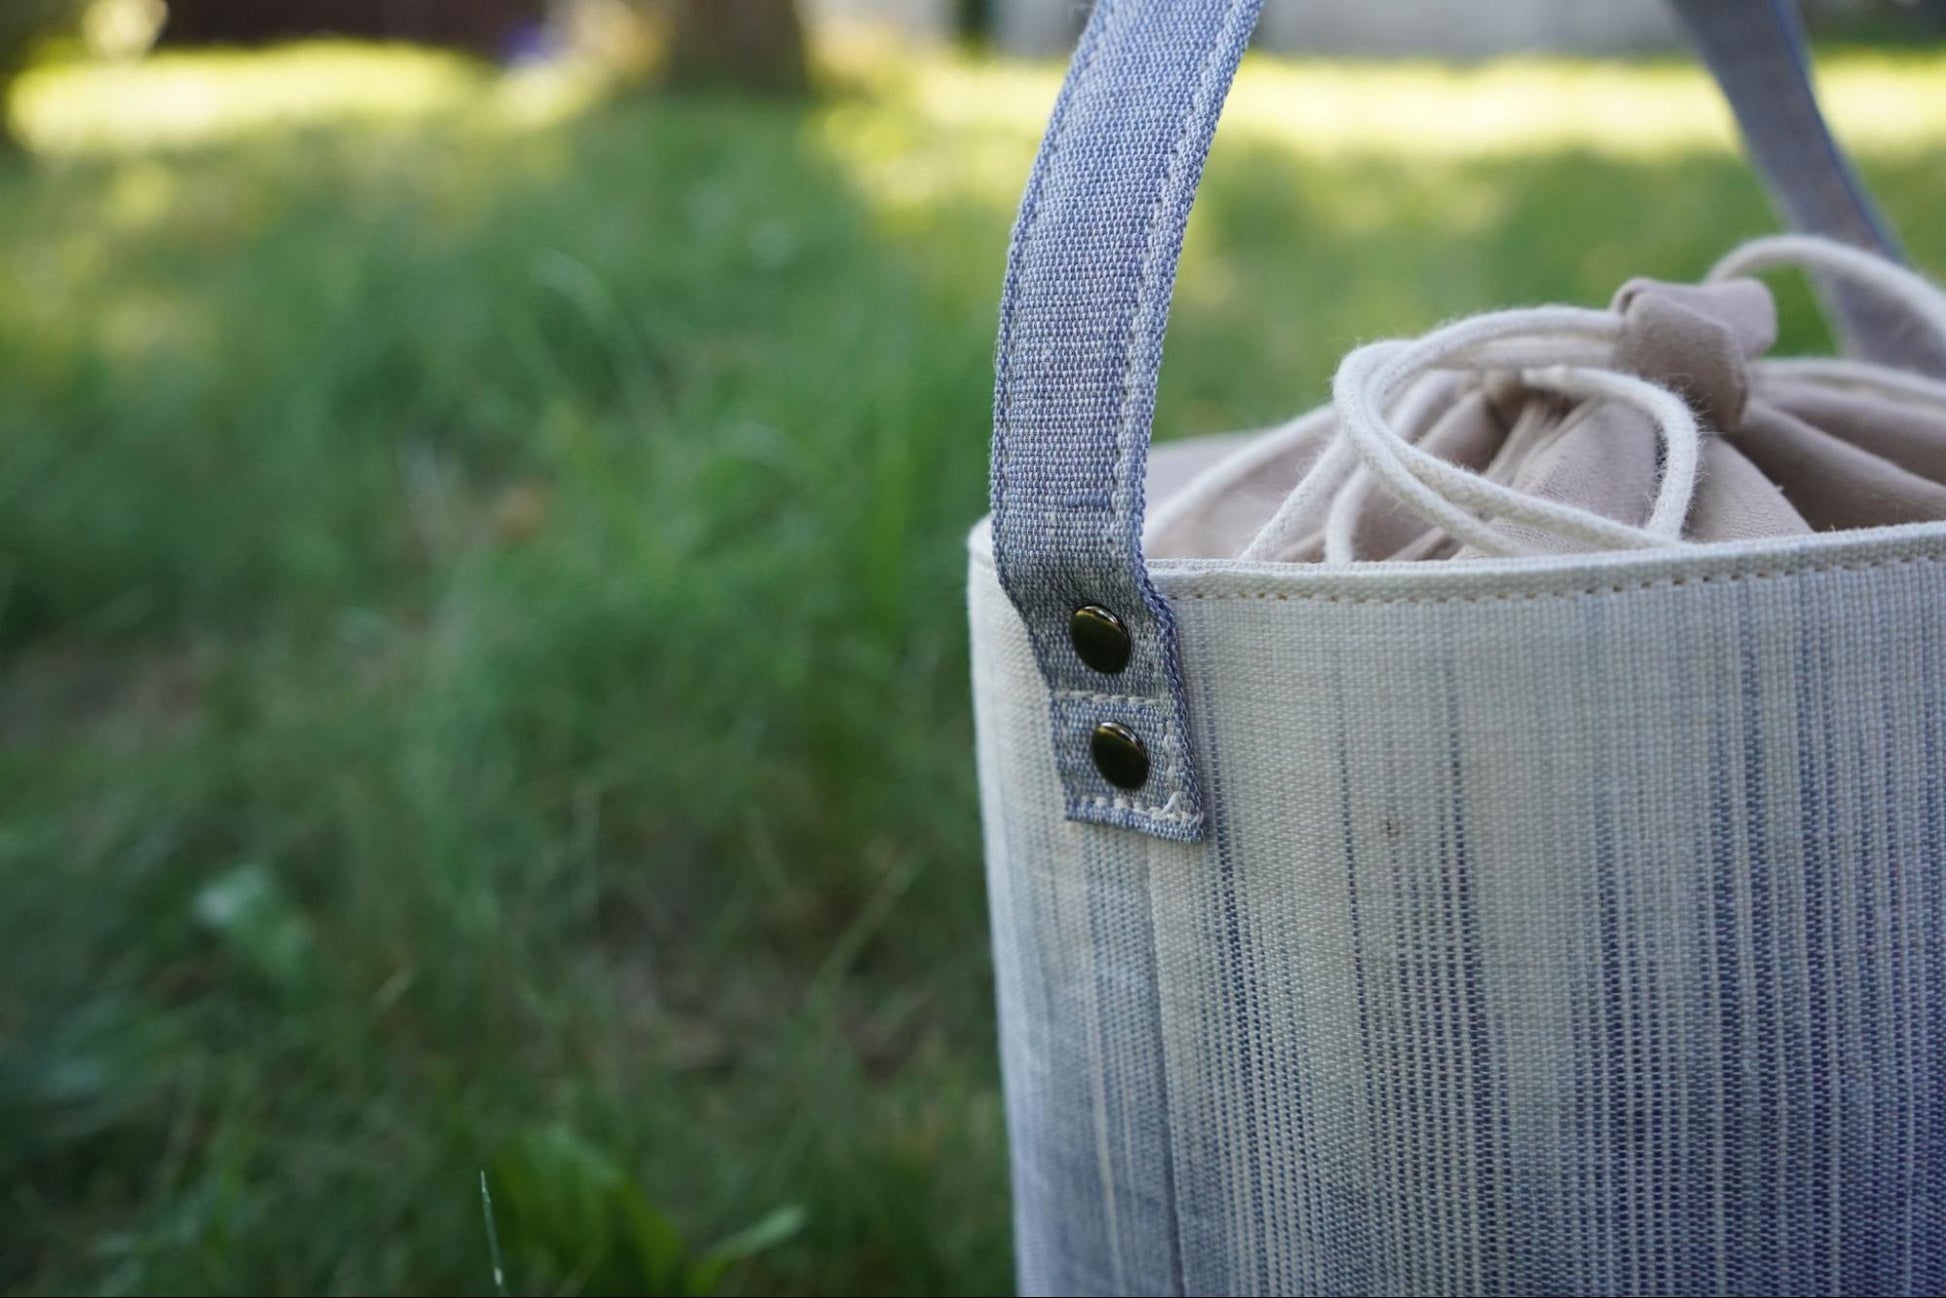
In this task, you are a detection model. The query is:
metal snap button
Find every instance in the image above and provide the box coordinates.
[1090,721,1150,790]
[1069,604,1132,674]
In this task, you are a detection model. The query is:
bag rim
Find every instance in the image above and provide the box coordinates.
[969,513,1946,607]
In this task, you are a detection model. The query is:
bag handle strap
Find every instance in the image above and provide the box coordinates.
[1665,0,1946,375]
[990,0,1262,841]
[990,0,1917,842]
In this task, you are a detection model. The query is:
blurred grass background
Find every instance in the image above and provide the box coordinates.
[2,16,1946,1296]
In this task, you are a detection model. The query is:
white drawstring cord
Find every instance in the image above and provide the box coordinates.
[1320,371,1465,564]
[1164,236,1946,565]
[1335,348,1695,558]
[1247,308,1698,560]
[1141,402,1341,548]
[1231,310,1628,562]
[1716,234,1946,421]
[1236,436,1362,561]
[1320,463,1381,565]
[1323,363,1701,562]
[1533,365,1702,538]
[1710,234,1946,346]
[1243,309,1625,559]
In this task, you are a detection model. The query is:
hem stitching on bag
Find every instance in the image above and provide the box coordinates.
[973,547,1946,603]
[1164,552,1946,606]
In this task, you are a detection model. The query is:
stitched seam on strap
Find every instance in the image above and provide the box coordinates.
[990,8,1107,551]
[1053,688,1182,707]
[1073,795,1199,823]
[1051,695,1192,820]
[1110,0,1254,570]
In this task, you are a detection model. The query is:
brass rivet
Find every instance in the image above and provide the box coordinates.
[1069,604,1132,674]
[1090,721,1150,790]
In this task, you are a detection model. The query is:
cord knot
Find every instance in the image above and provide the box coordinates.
[1612,276,1776,430]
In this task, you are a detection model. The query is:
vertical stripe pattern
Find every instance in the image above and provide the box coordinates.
[973,514,1946,1296]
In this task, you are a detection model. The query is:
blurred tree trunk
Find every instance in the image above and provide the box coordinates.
[665,0,808,98]
[161,0,546,59]
[1,1,74,155]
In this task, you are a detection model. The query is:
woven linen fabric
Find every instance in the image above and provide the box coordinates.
[971,451,1946,1295]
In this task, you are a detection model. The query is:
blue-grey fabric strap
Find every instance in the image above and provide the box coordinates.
[1666,0,1946,375]
[991,0,1263,840]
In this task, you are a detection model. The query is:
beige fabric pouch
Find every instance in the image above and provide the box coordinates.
[1149,237,1946,564]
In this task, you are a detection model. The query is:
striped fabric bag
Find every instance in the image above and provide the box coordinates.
[969,1,1946,1294]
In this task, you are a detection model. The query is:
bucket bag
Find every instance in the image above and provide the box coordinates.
[969,1,1946,1293]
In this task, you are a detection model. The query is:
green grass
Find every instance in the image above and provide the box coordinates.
[2,41,1945,1296]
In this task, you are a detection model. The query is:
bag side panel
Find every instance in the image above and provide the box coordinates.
[972,556,1206,1296]
[975,532,1946,1295]
[1160,549,1946,1295]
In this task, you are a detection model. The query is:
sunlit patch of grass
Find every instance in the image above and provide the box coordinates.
[9,41,601,155]
[819,47,1946,419]
[832,47,1946,191]
[21,40,1946,171]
